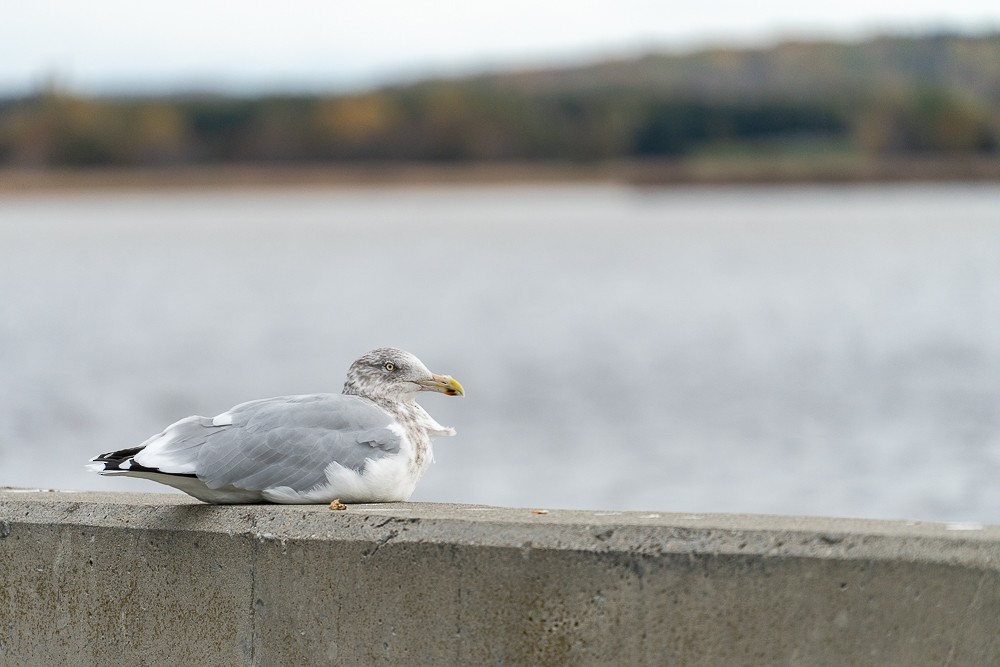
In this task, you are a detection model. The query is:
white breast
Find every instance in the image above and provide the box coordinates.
[259,431,430,504]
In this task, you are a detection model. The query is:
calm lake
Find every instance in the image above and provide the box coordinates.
[1,183,998,522]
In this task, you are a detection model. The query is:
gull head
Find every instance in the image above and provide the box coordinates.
[343,347,465,402]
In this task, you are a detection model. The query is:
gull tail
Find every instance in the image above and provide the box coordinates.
[87,445,168,476]
[87,415,213,477]
[86,417,264,503]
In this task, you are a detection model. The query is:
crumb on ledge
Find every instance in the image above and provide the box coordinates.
[329,499,348,511]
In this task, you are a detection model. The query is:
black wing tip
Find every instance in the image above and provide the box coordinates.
[91,445,145,464]
[89,446,140,472]
[87,446,194,478]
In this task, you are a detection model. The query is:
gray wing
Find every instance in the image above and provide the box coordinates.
[195,394,401,492]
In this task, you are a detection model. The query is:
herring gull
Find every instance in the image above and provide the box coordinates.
[87,348,464,504]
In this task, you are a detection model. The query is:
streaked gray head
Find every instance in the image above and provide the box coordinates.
[342,347,465,402]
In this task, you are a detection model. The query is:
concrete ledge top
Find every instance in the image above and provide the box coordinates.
[2,489,998,569]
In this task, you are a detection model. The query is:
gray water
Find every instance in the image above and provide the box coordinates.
[1,183,998,522]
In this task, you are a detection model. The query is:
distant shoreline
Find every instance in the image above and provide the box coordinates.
[2,158,999,194]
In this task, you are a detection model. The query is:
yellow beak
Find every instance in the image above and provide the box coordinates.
[416,374,465,397]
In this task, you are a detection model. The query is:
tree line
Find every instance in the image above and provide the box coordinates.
[1,32,997,168]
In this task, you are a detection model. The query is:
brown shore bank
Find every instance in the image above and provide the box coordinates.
[2,156,999,194]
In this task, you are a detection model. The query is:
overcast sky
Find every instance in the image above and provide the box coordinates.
[3,1,999,95]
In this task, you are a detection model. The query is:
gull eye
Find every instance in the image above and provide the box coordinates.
[383,362,396,372]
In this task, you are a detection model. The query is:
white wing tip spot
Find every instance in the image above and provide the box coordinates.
[212,413,234,427]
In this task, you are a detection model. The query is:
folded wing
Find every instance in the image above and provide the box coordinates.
[126,393,402,494]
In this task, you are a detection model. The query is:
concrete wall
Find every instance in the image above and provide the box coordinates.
[1,489,998,666]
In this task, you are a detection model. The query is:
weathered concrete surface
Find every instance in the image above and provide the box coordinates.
[1,489,998,666]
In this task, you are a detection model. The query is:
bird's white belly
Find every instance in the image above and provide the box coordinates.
[260,434,431,504]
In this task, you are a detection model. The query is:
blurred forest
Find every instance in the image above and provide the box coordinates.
[1,32,998,171]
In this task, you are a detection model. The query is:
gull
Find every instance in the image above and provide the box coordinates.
[87,348,464,504]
